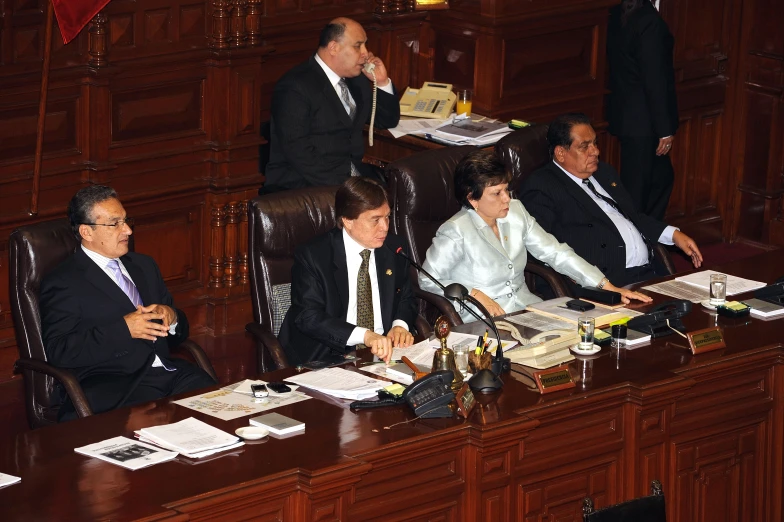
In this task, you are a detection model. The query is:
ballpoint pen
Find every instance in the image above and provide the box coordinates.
[475,335,483,355]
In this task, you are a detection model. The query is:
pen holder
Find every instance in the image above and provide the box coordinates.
[467,352,503,393]
[468,351,492,374]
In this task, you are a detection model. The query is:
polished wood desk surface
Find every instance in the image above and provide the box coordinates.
[1,251,782,521]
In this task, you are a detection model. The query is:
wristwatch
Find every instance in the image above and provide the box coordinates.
[597,277,609,290]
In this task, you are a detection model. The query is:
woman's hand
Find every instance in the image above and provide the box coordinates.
[470,289,506,317]
[603,283,652,305]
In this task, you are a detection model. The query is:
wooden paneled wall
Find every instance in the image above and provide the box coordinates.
[1,0,782,384]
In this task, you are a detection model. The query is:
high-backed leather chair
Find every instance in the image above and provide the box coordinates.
[247,186,339,372]
[9,219,216,429]
[583,480,666,522]
[387,144,570,323]
[495,126,676,280]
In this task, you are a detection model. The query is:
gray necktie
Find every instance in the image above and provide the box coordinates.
[338,79,360,177]
[107,259,143,307]
[356,249,374,349]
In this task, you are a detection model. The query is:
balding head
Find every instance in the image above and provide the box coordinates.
[316,18,368,78]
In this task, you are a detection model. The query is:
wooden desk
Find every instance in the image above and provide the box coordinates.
[2,252,783,521]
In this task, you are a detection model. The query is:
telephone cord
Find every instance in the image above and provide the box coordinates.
[368,69,377,147]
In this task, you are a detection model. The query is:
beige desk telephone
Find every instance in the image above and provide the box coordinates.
[400,82,457,119]
[497,322,577,370]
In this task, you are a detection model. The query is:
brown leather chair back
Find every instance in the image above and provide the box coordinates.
[248,186,339,337]
[9,219,81,427]
[387,145,476,265]
[494,124,550,194]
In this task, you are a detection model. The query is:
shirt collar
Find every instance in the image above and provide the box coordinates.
[342,228,374,257]
[81,243,118,267]
[315,53,342,88]
[552,159,594,186]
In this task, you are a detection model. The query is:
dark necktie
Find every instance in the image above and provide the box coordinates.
[356,249,374,347]
[337,79,360,177]
[107,259,143,307]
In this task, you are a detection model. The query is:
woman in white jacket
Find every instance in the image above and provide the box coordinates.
[420,150,650,321]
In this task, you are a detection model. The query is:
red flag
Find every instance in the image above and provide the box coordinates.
[52,0,112,44]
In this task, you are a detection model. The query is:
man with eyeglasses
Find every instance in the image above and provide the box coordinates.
[39,185,216,421]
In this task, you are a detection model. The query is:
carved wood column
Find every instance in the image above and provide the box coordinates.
[209,205,226,288]
[210,0,231,50]
[88,13,108,68]
[238,200,249,285]
[223,202,240,288]
[230,0,248,48]
[246,0,263,46]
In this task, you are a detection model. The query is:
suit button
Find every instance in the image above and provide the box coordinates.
[601,243,606,248]
[588,224,593,228]
[507,293,512,298]
[508,264,513,269]
[506,281,511,286]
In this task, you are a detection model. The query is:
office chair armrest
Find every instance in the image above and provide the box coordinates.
[415,315,432,339]
[13,358,93,418]
[653,243,676,275]
[414,288,463,326]
[172,339,218,383]
[245,322,289,372]
[524,262,572,297]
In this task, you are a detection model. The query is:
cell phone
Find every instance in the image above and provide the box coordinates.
[266,382,291,394]
[251,384,269,398]
[565,299,595,312]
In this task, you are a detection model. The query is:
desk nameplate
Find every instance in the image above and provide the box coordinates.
[532,365,575,394]
[687,327,726,354]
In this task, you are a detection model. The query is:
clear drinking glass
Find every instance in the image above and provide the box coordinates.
[452,344,470,375]
[456,89,472,117]
[709,273,727,306]
[577,316,595,350]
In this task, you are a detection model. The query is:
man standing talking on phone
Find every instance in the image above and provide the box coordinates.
[262,17,400,193]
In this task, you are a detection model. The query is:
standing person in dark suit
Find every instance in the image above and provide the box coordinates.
[263,17,400,193]
[40,186,216,421]
[519,114,702,287]
[278,177,417,366]
[607,0,679,220]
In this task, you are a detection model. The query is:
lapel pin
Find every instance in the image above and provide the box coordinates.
[386,269,393,276]
[611,182,617,187]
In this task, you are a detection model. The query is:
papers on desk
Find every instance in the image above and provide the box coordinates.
[172,382,311,421]
[503,312,574,333]
[428,117,513,146]
[135,417,243,459]
[0,472,21,489]
[387,117,451,138]
[527,297,640,327]
[284,367,390,400]
[74,436,178,470]
[676,271,766,295]
[640,280,707,302]
[743,298,784,318]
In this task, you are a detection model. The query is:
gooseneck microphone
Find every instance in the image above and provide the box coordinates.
[393,246,508,391]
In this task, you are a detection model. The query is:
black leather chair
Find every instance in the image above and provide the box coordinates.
[583,480,666,522]
[9,219,217,429]
[495,126,676,283]
[247,186,433,373]
[387,144,570,325]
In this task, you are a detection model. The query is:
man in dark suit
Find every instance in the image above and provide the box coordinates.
[279,177,418,366]
[519,113,702,287]
[607,0,679,220]
[40,186,215,420]
[263,18,401,192]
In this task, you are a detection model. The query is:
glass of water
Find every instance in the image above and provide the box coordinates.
[577,316,595,350]
[452,344,470,375]
[709,273,727,306]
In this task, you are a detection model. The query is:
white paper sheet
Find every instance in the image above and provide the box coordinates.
[229,379,300,396]
[75,436,178,470]
[504,312,574,333]
[641,280,707,302]
[173,387,310,421]
[138,417,240,456]
[0,472,21,489]
[675,270,766,296]
[387,117,450,138]
[284,367,390,400]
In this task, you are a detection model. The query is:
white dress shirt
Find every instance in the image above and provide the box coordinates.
[342,229,408,346]
[314,53,394,117]
[552,161,676,268]
[81,245,176,369]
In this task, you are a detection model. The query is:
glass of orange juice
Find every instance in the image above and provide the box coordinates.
[456,89,472,117]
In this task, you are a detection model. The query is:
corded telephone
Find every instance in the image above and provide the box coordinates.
[627,299,692,338]
[754,276,784,306]
[402,370,455,418]
[364,62,377,147]
[399,82,457,119]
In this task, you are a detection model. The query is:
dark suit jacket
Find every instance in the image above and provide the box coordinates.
[519,161,668,286]
[264,56,401,192]
[40,249,189,417]
[278,229,418,366]
[607,1,678,138]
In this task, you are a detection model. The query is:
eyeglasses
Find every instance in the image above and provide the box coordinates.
[82,218,134,228]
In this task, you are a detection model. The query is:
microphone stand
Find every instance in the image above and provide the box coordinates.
[394,247,507,392]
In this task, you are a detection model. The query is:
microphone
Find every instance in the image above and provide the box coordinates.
[392,246,508,391]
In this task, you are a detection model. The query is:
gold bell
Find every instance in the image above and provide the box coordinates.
[430,316,464,392]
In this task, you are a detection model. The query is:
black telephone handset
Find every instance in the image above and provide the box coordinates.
[627,299,692,338]
[402,370,455,418]
[754,275,784,305]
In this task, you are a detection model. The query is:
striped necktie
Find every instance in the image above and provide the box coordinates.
[107,259,143,307]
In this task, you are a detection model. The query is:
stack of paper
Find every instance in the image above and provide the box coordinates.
[428,117,513,146]
[0,472,21,488]
[135,417,244,459]
[75,436,178,470]
[743,298,784,318]
[527,297,639,327]
[284,367,389,400]
[644,271,767,303]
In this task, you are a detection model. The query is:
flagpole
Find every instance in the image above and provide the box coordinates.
[31,0,54,216]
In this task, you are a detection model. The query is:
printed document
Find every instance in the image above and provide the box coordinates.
[137,417,241,458]
[674,270,766,296]
[74,436,177,470]
[504,312,574,333]
[172,384,310,421]
[641,280,707,302]
[284,367,390,400]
